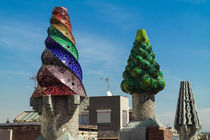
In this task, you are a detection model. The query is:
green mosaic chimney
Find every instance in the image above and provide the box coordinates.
[121,29,165,94]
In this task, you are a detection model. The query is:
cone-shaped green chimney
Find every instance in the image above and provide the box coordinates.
[121,29,165,94]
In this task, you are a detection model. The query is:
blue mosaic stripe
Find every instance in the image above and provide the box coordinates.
[45,36,82,81]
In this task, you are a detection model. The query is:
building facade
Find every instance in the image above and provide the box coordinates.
[80,96,129,139]
[0,122,40,140]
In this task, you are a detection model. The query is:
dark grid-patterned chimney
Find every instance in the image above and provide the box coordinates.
[174,81,201,140]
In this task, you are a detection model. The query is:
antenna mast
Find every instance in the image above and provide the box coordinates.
[100,77,112,96]
[29,75,37,88]
[105,77,110,91]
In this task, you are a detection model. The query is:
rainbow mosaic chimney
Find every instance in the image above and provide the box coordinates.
[30,7,86,140]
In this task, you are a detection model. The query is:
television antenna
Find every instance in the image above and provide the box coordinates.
[29,75,37,88]
[100,77,112,96]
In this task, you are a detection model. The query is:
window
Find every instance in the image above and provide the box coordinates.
[79,112,89,125]
[96,109,111,124]
[122,110,127,127]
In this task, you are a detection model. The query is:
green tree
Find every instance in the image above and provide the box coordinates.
[121,29,165,94]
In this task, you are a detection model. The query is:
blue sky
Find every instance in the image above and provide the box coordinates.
[0,0,210,131]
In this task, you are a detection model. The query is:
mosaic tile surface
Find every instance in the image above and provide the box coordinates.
[32,7,86,97]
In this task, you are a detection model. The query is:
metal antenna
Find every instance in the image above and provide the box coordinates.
[29,75,37,88]
[100,77,111,91]
[105,77,110,90]
[100,77,112,96]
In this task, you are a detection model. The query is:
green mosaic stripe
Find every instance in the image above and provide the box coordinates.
[48,25,79,60]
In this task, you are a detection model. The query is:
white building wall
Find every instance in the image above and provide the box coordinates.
[120,96,129,129]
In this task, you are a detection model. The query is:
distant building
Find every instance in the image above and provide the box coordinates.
[0,111,41,140]
[0,129,12,140]
[166,127,179,140]
[14,111,40,123]
[0,95,129,140]
[79,95,129,140]
[0,122,40,140]
[0,111,97,140]
[200,132,210,140]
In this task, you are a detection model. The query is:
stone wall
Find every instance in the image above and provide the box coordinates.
[0,123,40,140]
[147,127,172,140]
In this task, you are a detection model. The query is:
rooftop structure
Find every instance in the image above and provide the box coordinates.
[174,81,201,140]
[14,111,40,123]
[30,6,87,140]
[119,29,171,140]
[80,95,129,140]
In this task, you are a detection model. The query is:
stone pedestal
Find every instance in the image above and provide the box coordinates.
[120,93,172,140]
[132,93,155,121]
[120,118,170,140]
[31,95,84,140]
[120,92,156,140]
[120,122,147,140]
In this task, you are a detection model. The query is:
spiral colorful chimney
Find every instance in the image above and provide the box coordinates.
[32,7,86,97]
